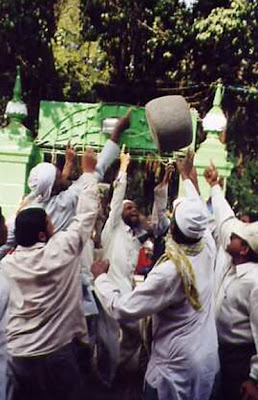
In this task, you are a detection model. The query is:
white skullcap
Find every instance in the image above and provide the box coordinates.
[172,197,184,212]
[123,199,134,206]
[232,220,258,254]
[175,197,208,239]
[28,163,57,203]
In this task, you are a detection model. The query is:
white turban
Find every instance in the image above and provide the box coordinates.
[175,197,208,240]
[28,163,57,203]
[232,220,258,254]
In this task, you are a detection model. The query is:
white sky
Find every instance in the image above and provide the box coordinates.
[181,0,197,7]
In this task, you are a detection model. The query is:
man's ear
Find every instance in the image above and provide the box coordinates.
[240,244,250,258]
[38,231,47,243]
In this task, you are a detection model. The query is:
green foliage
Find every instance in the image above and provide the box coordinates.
[81,0,156,83]
[52,0,110,100]
[192,0,258,85]
[80,0,195,84]
[227,156,258,217]
[0,0,62,130]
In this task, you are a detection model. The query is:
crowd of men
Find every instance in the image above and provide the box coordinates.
[0,112,258,400]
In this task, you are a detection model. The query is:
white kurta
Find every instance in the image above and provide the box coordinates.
[1,173,98,357]
[95,180,219,400]
[95,231,218,400]
[211,184,258,381]
[101,171,141,294]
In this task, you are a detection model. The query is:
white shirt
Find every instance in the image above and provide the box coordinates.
[211,184,258,381]
[101,171,141,294]
[95,180,218,400]
[1,173,98,357]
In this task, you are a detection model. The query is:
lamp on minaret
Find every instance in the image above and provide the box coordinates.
[5,66,28,125]
[0,67,38,217]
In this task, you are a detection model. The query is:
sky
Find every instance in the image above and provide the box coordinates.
[180,0,197,7]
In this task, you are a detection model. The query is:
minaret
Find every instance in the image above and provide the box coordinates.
[0,67,41,218]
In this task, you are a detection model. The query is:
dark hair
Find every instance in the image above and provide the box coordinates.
[15,208,47,247]
[172,220,200,245]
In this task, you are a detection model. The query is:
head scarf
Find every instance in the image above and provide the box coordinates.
[156,233,203,311]
[175,197,208,240]
[28,163,57,203]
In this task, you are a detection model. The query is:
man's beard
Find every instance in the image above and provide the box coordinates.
[123,215,140,229]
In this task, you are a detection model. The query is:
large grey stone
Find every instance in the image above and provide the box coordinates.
[145,95,193,152]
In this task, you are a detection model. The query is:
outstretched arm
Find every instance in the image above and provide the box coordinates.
[95,110,131,182]
[101,145,130,244]
[177,149,201,198]
[47,148,99,266]
[152,164,173,237]
[92,259,180,321]
[204,163,237,250]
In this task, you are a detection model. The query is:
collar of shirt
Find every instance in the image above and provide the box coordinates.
[124,223,136,236]
[236,262,255,278]
[15,243,46,252]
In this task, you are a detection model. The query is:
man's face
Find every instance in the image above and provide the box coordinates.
[51,168,67,196]
[0,216,7,246]
[122,201,139,228]
[226,233,248,258]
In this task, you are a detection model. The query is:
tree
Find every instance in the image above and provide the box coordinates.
[192,0,258,86]
[0,0,62,130]
[53,0,110,101]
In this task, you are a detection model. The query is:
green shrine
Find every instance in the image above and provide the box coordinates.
[0,69,233,218]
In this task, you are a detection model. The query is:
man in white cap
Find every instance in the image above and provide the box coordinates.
[205,163,258,400]
[101,146,142,296]
[91,153,218,400]
[100,143,149,383]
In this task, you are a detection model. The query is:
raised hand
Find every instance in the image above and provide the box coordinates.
[176,149,194,180]
[155,163,174,190]
[204,162,219,186]
[111,108,132,143]
[62,141,77,180]
[81,148,97,173]
[119,144,131,173]
[65,141,77,164]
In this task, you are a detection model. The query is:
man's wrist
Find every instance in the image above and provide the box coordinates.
[181,173,190,180]
[82,168,95,174]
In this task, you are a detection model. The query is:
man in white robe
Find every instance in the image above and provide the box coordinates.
[92,155,219,400]
[205,163,258,400]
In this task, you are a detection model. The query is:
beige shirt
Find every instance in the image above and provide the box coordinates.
[2,173,98,357]
[211,184,258,381]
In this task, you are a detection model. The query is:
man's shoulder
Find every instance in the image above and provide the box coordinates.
[150,259,178,280]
